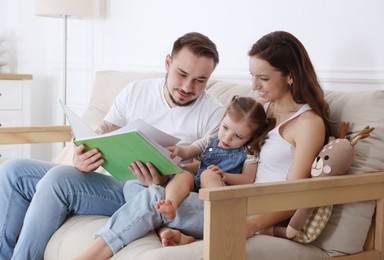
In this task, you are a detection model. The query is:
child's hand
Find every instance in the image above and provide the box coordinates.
[166,145,180,159]
[165,145,184,159]
[207,165,222,173]
[207,165,226,182]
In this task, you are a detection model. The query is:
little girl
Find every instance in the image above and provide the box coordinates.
[155,96,275,225]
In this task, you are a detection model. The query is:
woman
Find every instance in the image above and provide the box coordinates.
[244,30,331,237]
[75,31,331,259]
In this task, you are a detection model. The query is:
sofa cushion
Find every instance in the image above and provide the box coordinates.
[45,216,329,260]
[205,79,258,105]
[82,70,164,127]
[45,215,206,260]
[310,90,384,256]
[246,234,328,260]
[311,201,375,256]
[325,90,384,174]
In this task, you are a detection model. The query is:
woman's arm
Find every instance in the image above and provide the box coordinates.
[246,211,294,238]
[222,162,257,185]
[288,111,325,181]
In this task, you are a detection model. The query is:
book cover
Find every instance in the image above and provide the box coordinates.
[60,100,182,181]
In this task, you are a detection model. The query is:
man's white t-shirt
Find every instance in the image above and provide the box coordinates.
[104,78,225,146]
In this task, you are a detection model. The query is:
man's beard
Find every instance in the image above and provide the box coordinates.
[164,77,197,107]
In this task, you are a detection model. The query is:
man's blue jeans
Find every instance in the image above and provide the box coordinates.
[0,159,126,260]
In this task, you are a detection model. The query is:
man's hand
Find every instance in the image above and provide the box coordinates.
[73,144,104,172]
[129,161,170,186]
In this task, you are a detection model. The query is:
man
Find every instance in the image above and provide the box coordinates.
[0,32,225,259]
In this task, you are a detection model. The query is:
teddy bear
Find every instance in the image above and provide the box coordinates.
[272,122,375,243]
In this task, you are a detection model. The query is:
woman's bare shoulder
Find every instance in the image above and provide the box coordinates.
[298,109,324,127]
[294,110,325,141]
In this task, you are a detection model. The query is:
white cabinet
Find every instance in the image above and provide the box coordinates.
[0,74,32,160]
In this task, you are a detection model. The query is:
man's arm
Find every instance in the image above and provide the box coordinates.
[95,121,121,134]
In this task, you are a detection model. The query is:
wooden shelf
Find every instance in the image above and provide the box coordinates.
[0,73,33,80]
[0,126,72,144]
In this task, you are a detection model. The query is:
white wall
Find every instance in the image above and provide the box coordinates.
[1,0,383,159]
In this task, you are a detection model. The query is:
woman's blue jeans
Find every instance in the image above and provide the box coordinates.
[0,159,126,260]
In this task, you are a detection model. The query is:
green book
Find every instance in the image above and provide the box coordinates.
[60,100,182,181]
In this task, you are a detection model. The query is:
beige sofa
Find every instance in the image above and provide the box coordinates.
[1,70,384,259]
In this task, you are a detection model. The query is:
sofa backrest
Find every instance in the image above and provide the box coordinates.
[81,71,164,128]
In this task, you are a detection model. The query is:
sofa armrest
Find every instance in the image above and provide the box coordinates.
[199,172,384,260]
[0,126,72,144]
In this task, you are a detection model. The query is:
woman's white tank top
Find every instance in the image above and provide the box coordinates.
[255,104,312,183]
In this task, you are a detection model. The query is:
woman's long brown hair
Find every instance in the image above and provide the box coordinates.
[248,31,331,143]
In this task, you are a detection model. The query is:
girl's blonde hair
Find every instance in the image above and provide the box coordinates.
[226,96,275,155]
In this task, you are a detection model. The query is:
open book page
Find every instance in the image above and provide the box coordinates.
[138,131,182,164]
[60,100,97,138]
[107,120,180,147]
[60,100,183,180]
[60,100,180,147]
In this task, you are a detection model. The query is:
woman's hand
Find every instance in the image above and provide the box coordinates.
[246,216,259,238]
[73,144,104,173]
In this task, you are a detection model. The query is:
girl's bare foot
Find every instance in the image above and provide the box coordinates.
[158,227,196,247]
[155,199,177,220]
